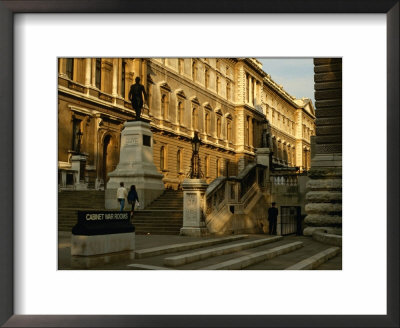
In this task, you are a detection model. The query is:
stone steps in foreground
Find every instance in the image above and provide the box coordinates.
[164,236,283,267]
[285,247,341,270]
[201,241,303,270]
[134,235,248,259]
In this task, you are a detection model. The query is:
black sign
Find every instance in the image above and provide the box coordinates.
[72,211,135,236]
[143,135,151,147]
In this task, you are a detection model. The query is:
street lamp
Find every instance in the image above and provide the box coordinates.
[192,131,201,153]
[188,132,204,179]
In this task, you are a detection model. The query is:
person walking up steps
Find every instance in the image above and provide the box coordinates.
[117,182,127,211]
[127,185,140,220]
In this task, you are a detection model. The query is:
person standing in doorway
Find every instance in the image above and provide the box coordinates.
[117,182,127,211]
[127,185,140,220]
[268,202,278,235]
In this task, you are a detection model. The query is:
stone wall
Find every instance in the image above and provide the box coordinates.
[304,58,342,235]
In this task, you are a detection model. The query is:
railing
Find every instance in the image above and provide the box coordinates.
[205,163,266,219]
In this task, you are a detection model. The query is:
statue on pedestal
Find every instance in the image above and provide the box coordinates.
[261,119,272,148]
[128,77,147,121]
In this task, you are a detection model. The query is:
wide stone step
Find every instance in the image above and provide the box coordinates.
[134,235,248,259]
[285,247,341,270]
[133,220,182,225]
[134,228,180,235]
[164,236,283,267]
[201,241,303,270]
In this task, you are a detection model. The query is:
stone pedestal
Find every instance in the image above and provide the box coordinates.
[256,147,271,167]
[71,154,88,190]
[105,120,164,210]
[180,179,209,237]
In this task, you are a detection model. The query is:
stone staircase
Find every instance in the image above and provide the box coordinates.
[132,190,183,235]
[58,189,184,235]
[58,190,105,231]
[124,235,342,270]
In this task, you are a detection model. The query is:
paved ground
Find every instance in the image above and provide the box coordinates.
[58,232,342,270]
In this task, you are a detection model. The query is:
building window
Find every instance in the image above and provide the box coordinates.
[161,94,169,119]
[192,107,198,130]
[246,116,250,145]
[226,81,231,100]
[205,155,209,177]
[178,58,184,74]
[216,117,221,138]
[216,76,220,94]
[71,118,82,151]
[177,101,184,125]
[216,158,221,177]
[246,74,249,103]
[225,159,230,177]
[160,146,166,170]
[192,60,197,82]
[66,58,74,80]
[95,58,101,89]
[177,149,181,173]
[216,59,220,70]
[205,68,209,89]
[205,112,210,134]
[227,120,232,142]
[226,66,230,77]
[121,60,126,98]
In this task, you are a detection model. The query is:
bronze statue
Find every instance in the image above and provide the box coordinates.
[261,119,272,148]
[128,77,147,120]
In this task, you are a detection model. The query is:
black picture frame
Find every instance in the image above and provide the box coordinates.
[1,1,398,327]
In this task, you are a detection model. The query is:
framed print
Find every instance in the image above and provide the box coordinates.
[1,1,399,327]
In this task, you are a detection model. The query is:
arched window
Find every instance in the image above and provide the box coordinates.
[160,146,166,170]
[217,117,221,138]
[205,68,209,89]
[177,149,181,173]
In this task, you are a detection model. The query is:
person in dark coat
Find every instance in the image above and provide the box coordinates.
[128,77,147,120]
[127,185,139,220]
[268,202,278,235]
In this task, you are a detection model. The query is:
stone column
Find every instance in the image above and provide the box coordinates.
[249,76,253,105]
[112,58,118,97]
[181,179,209,237]
[91,59,96,87]
[304,58,342,236]
[84,58,91,86]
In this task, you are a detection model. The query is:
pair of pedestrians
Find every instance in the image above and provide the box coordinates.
[117,182,140,218]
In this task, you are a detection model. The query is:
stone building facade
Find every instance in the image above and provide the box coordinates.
[58,58,315,190]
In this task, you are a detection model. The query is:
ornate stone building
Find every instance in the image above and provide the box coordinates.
[58,58,315,190]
